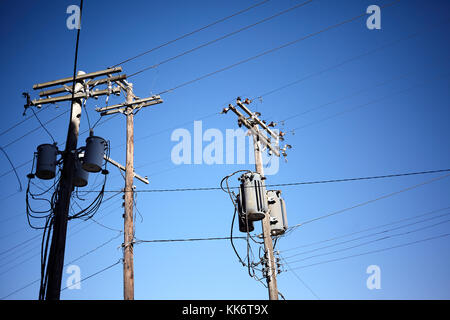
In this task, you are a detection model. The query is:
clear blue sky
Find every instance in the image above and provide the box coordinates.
[0,0,449,300]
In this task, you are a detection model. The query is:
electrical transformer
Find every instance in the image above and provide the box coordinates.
[238,172,268,221]
[82,136,107,173]
[267,190,288,236]
[236,194,254,233]
[73,157,89,187]
[35,143,58,180]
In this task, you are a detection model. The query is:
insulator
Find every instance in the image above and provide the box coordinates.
[35,143,58,180]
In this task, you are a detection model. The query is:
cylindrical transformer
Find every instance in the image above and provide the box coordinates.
[73,158,89,187]
[238,172,268,221]
[236,194,255,233]
[267,190,288,236]
[35,144,58,180]
[82,136,107,173]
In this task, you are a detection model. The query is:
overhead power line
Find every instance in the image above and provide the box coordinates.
[0,105,51,138]
[288,233,450,271]
[285,214,450,263]
[135,236,247,244]
[112,0,271,67]
[84,168,450,193]
[60,259,122,293]
[154,0,401,95]
[281,205,450,253]
[128,0,314,78]
[0,232,122,299]
[279,254,321,300]
[286,172,450,231]
[292,71,450,131]
[0,195,123,276]
[1,111,68,150]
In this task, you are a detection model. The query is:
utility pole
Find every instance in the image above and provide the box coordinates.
[44,72,84,300]
[252,125,279,300]
[221,97,291,300]
[25,67,123,300]
[123,83,135,300]
[95,80,163,300]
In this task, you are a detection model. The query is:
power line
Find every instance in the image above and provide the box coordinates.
[30,108,56,144]
[281,205,450,253]
[155,0,401,95]
[83,168,450,193]
[0,195,123,275]
[0,233,122,299]
[135,236,247,244]
[292,72,450,131]
[280,70,418,123]
[284,212,450,262]
[60,259,122,292]
[286,173,450,230]
[0,105,51,138]
[287,218,450,265]
[288,233,450,271]
[128,0,314,78]
[279,254,320,300]
[0,147,23,191]
[64,232,122,266]
[111,0,271,67]
[0,233,41,257]
[0,110,67,149]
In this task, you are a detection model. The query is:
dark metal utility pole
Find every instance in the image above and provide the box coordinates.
[26,67,123,300]
[44,72,84,300]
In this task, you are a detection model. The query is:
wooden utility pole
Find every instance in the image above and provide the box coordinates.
[94,80,163,300]
[222,97,291,300]
[252,125,279,300]
[123,83,135,300]
[25,67,123,300]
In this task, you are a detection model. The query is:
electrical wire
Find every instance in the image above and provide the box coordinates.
[279,254,320,300]
[286,172,450,232]
[291,71,450,132]
[278,69,420,124]
[154,0,401,96]
[111,0,271,67]
[288,233,450,271]
[81,168,450,193]
[284,212,450,260]
[127,0,314,78]
[0,110,67,149]
[60,259,122,292]
[0,232,122,300]
[30,108,56,144]
[0,105,51,137]
[0,146,22,191]
[280,205,450,253]
[286,217,450,265]
[0,196,123,277]
[134,236,246,244]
